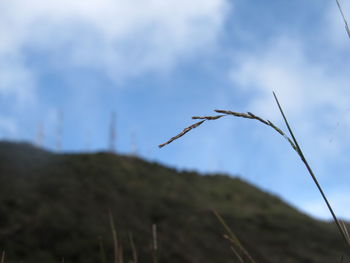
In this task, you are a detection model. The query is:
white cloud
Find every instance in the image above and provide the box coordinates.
[0,56,36,106]
[230,35,350,159]
[0,0,229,94]
[228,34,350,220]
[231,36,349,117]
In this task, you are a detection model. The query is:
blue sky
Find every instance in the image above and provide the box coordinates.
[1,0,350,220]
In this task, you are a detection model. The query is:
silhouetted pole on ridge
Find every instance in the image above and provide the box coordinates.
[36,122,44,148]
[56,110,63,152]
[109,111,117,153]
[130,131,138,157]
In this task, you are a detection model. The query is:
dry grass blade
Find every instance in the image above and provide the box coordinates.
[159,92,350,250]
[215,109,298,151]
[336,0,350,38]
[118,243,124,263]
[215,110,254,119]
[129,233,138,263]
[192,115,226,120]
[159,120,205,148]
[247,112,269,125]
[152,224,158,263]
[98,236,107,263]
[1,251,5,263]
[272,91,350,249]
[213,210,256,263]
[229,245,244,263]
[159,108,298,151]
[340,220,350,243]
[109,210,119,263]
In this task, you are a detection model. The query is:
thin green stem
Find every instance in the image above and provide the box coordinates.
[109,210,119,263]
[273,91,350,249]
[213,210,256,263]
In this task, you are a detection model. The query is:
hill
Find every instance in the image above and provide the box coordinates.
[0,141,349,263]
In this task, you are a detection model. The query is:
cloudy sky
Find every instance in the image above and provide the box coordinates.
[1,0,350,220]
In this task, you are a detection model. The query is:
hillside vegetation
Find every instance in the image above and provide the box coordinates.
[0,141,348,263]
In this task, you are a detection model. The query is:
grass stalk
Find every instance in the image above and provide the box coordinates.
[229,246,244,263]
[118,243,124,263]
[152,224,158,263]
[98,236,107,263]
[335,0,350,38]
[213,210,256,263]
[159,92,350,250]
[272,92,350,249]
[109,210,119,263]
[129,233,138,263]
[159,120,205,148]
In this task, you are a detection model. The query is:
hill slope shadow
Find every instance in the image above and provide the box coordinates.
[0,141,348,263]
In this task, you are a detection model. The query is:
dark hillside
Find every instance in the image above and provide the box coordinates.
[0,141,348,262]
